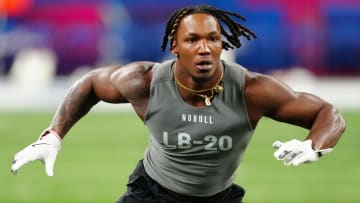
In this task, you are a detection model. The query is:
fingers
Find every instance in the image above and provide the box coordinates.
[11,148,35,175]
[283,151,303,165]
[274,149,291,160]
[11,144,58,176]
[272,139,305,165]
[272,141,282,149]
[272,141,284,160]
[44,152,57,177]
[11,157,29,175]
[274,148,306,166]
[281,140,310,165]
[272,139,332,166]
[274,147,303,165]
[11,131,61,176]
[292,154,309,166]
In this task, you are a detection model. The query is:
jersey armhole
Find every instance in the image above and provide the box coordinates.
[241,72,254,132]
[223,60,254,132]
[143,60,175,124]
[143,63,158,124]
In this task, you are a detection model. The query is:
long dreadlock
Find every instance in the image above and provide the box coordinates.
[160,5,257,52]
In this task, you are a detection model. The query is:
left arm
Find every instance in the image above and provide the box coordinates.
[267,92,345,150]
[245,71,346,150]
[302,98,345,150]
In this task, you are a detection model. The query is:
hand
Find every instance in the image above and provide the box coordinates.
[272,139,333,166]
[11,129,62,176]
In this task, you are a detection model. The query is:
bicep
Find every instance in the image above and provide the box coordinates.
[246,73,327,129]
[268,92,328,129]
[108,61,155,101]
[87,66,128,103]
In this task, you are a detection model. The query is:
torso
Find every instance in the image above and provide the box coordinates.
[116,61,263,128]
[142,60,254,196]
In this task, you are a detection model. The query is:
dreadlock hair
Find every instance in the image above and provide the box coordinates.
[160,5,257,52]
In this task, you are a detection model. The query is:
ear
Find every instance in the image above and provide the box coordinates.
[170,40,178,55]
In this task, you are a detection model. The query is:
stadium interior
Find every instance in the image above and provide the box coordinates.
[0,1,359,203]
[0,0,359,110]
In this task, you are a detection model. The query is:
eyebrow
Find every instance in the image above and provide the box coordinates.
[185,31,220,36]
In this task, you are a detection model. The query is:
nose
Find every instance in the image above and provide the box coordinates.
[199,40,210,54]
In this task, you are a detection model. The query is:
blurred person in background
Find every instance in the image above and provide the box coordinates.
[11,5,345,203]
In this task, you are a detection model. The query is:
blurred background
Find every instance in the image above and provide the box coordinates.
[0,0,359,111]
[0,1,359,203]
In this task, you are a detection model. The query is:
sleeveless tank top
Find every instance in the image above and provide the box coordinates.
[143,59,254,197]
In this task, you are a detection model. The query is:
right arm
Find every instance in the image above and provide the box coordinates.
[11,61,155,176]
[50,66,126,138]
[50,61,155,138]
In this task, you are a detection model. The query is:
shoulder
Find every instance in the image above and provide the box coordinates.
[244,70,298,107]
[109,61,157,89]
[82,61,157,82]
[243,70,299,125]
[244,70,293,95]
[221,61,282,91]
[111,61,156,80]
[105,61,156,100]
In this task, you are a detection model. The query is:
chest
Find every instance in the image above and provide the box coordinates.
[145,81,250,152]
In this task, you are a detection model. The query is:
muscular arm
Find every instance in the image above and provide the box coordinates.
[245,71,346,150]
[49,61,155,138]
[10,61,155,176]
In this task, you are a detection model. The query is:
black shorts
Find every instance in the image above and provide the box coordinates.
[116,160,245,203]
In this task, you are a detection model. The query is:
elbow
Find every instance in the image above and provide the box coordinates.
[337,111,346,135]
[330,105,346,136]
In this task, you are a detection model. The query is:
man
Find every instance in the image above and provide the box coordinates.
[11,5,345,203]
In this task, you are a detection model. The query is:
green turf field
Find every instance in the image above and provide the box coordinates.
[0,110,359,203]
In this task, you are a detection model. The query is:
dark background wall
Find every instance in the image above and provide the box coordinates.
[1,0,359,76]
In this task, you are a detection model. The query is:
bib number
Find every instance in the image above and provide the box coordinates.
[163,132,232,151]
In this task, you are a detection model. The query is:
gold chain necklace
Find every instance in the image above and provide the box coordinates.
[174,67,224,106]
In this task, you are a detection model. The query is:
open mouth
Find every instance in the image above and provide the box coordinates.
[195,60,212,70]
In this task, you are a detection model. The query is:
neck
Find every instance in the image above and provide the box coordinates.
[174,63,223,91]
[173,64,224,106]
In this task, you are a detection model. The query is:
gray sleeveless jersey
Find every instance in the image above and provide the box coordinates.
[143,59,254,197]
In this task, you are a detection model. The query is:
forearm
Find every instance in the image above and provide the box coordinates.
[49,78,100,138]
[306,104,346,150]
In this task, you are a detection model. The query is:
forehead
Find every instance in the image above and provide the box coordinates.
[178,13,221,34]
